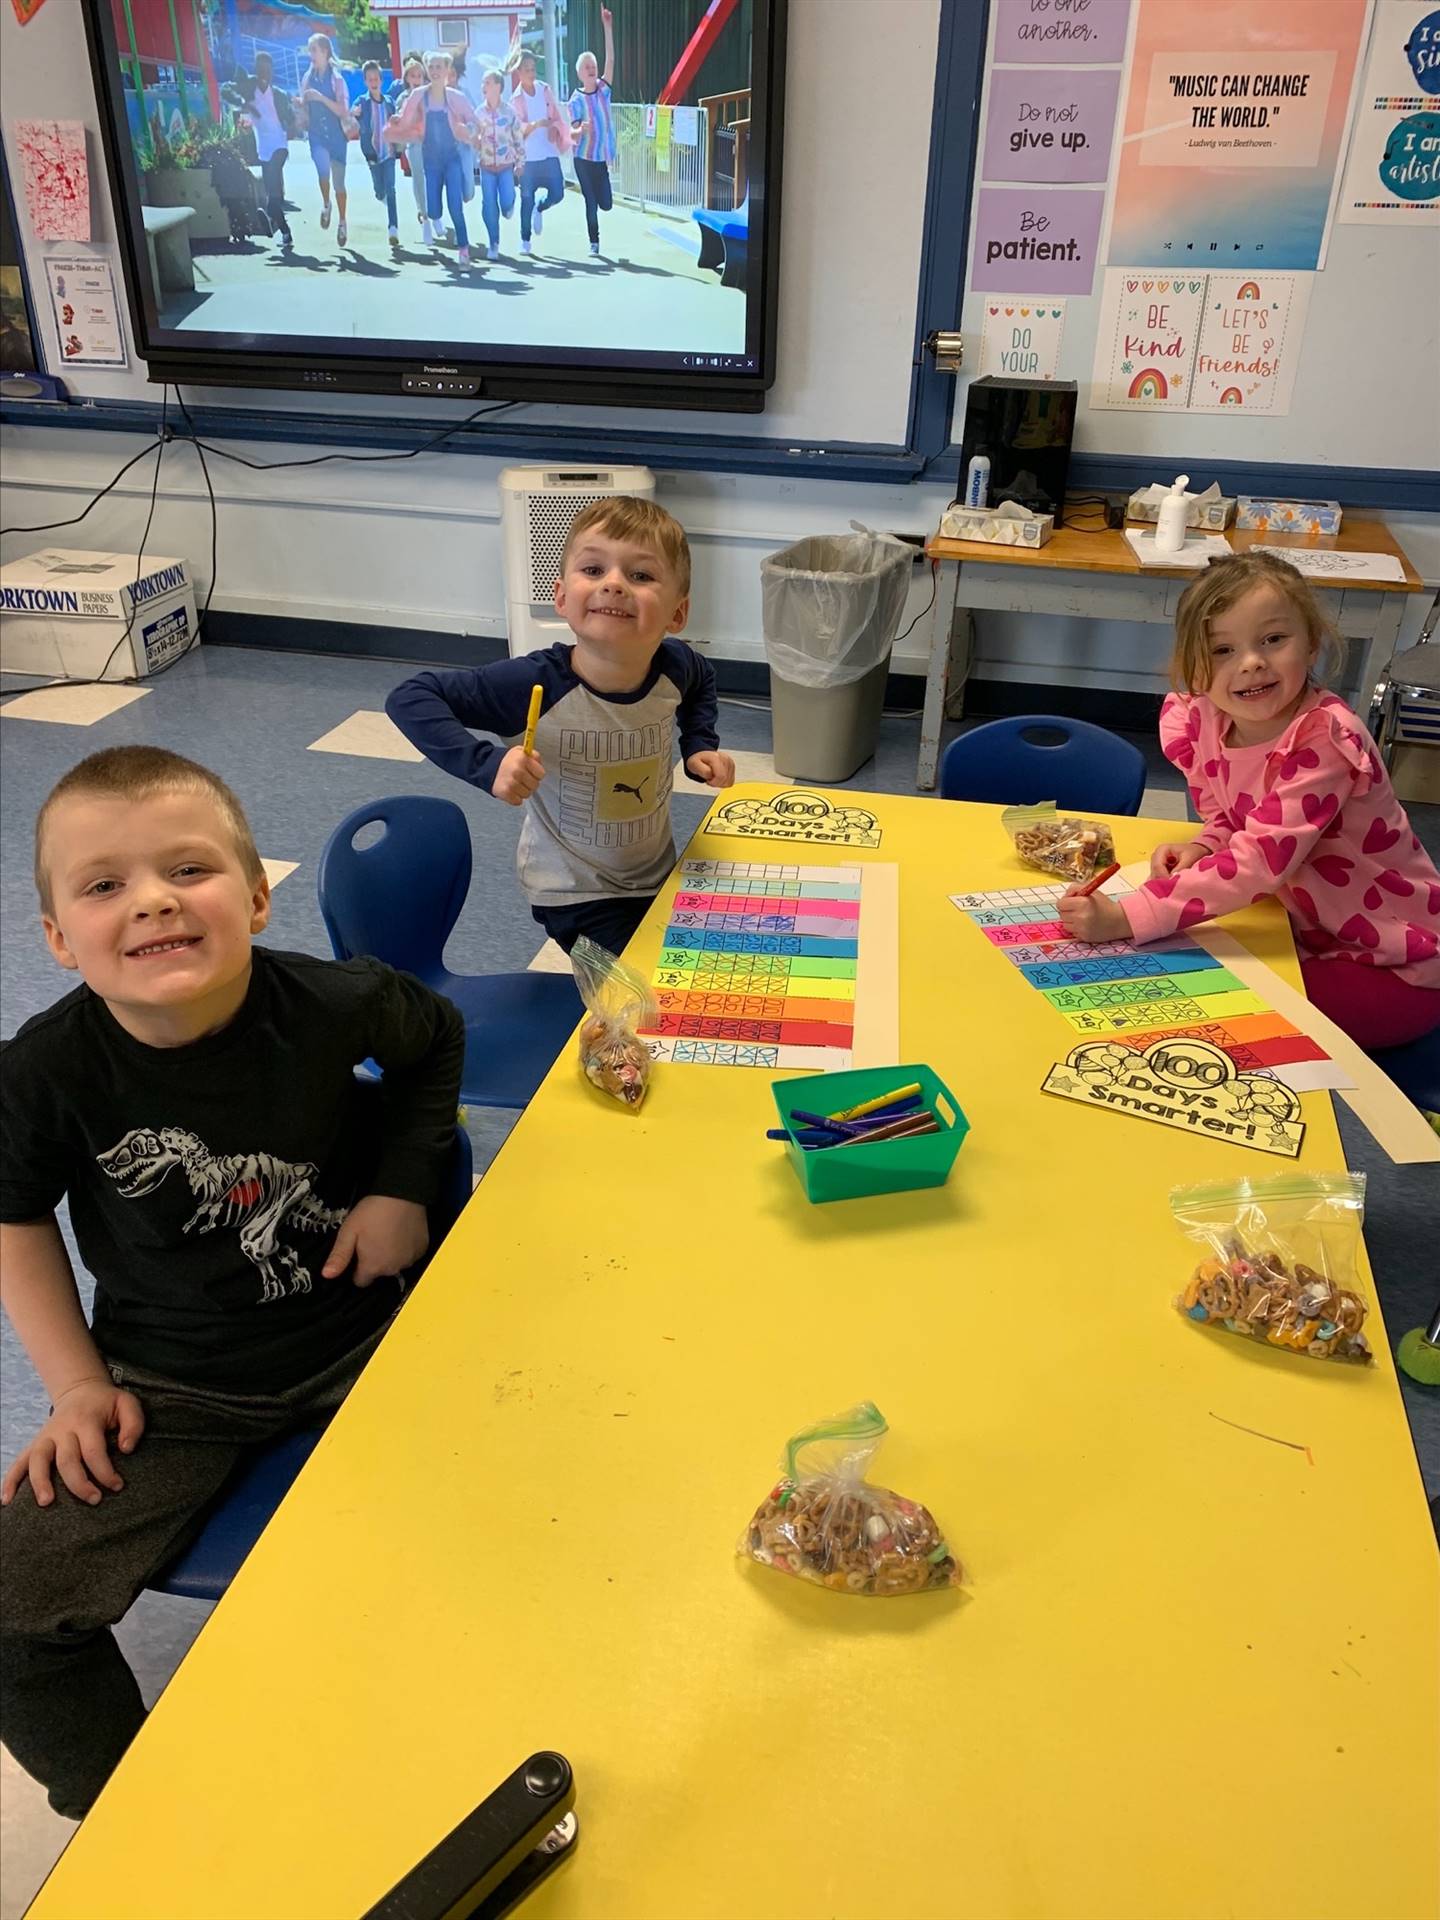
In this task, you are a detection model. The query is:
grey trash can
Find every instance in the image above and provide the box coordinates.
[762,527,914,783]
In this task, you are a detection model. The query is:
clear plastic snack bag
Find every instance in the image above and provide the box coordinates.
[1001,801,1116,882]
[739,1402,963,1596]
[572,935,657,1110]
[1172,1173,1372,1363]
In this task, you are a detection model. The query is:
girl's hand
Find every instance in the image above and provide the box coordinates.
[1,1380,146,1509]
[494,746,545,804]
[1149,840,1208,878]
[601,6,613,23]
[1056,891,1130,944]
[685,751,736,789]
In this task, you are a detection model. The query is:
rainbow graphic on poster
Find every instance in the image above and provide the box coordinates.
[1105,0,1370,271]
[641,860,863,1070]
[1128,367,1170,398]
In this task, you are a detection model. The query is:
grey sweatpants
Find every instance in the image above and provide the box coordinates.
[0,1325,386,1818]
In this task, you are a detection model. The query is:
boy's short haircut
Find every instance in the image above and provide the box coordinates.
[362,58,382,75]
[561,496,692,598]
[1171,550,1338,693]
[35,745,264,915]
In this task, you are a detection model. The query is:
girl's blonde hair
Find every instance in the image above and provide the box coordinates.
[1171,549,1338,693]
[306,32,333,57]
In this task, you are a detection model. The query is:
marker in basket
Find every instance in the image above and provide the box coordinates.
[825,1082,924,1124]
[1074,861,1120,898]
[522,684,544,756]
[813,1113,941,1150]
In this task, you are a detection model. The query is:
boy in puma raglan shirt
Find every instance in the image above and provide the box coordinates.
[386,496,735,957]
[0,746,463,1819]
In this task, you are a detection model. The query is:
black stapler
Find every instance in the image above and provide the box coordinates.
[362,1751,577,1919]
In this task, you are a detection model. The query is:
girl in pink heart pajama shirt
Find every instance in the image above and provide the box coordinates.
[1059,551,1440,1052]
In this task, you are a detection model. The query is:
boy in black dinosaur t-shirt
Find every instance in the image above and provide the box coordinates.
[0,746,463,1819]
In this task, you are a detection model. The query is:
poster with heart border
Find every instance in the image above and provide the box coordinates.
[979,298,1068,377]
[1090,268,1206,409]
[1188,271,1312,413]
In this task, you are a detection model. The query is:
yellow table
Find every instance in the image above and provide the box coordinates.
[33,791,1438,1920]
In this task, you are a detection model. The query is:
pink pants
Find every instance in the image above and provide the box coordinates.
[1301,956,1440,1052]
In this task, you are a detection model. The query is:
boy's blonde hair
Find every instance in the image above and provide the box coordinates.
[1171,550,1337,693]
[35,746,264,915]
[561,496,692,597]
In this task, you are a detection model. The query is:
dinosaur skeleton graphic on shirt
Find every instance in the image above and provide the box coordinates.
[96,1127,346,1303]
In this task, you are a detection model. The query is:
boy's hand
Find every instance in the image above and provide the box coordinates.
[1056,891,1131,944]
[685,751,735,789]
[322,1196,430,1289]
[1,1379,145,1509]
[1150,840,1208,879]
[494,746,545,804]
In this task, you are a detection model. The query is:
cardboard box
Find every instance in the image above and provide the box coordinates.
[1235,498,1344,535]
[1127,491,1235,530]
[939,505,1054,548]
[0,548,198,680]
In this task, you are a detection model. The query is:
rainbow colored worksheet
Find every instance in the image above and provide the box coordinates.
[951,879,1336,1087]
[643,860,860,1069]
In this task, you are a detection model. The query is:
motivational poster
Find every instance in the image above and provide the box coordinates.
[1106,0,1372,269]
[1338,3,1440,222]
[978,297,1068,377]
[1091,268,1205,408]
[982,68,1122,182]
[992,0,1133,65]
[970,187,1106,292]
[1188,271,1312,413]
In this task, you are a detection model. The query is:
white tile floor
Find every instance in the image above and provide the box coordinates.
[306,710,423,761]
[0,1748,71,1920]
[0,684,151,727]
[526,939,573,973]
[672,748,778,794]
[1138,787,1191,821]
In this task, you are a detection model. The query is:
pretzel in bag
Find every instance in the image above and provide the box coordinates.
[740,1403,962,1597]
[1001,802,1115,882]
[572,935,656,1109]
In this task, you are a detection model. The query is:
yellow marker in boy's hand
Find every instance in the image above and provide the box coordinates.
[522,684,543,756]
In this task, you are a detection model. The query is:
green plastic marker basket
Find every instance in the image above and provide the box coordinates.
[771,1063,970,1205]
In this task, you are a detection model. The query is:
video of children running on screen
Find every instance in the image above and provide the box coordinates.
[109,0,758,360]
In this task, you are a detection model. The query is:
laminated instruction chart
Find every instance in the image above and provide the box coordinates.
[950,878,1337,1088]
[643,860,862,1070]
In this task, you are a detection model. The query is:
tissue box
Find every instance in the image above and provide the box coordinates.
[0,548,197,680]
[1235,497,1343,535]
[939,505,1054,548]
[1127,491,1235,530]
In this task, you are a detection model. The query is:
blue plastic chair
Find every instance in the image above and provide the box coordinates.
[317,796,582,1111]
[939,715,1148,815]
[149,1119,473,1602]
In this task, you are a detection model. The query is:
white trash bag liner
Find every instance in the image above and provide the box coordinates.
[761,522,913,690]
